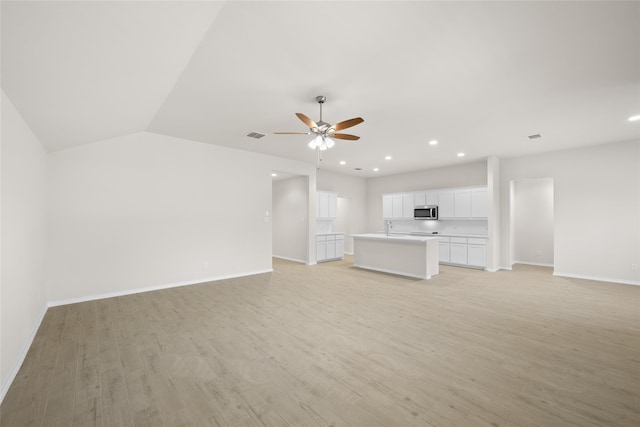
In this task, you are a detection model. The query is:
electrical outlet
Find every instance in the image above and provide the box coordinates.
[536,250,542,256]
[632,263,638,271]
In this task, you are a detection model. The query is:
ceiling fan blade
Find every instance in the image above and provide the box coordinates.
[274,132,311,135]
[295,113,318,129]
[332,133,360,141]
[332,117,364,131]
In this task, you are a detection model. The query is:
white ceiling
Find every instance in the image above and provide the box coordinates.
[2,1,639,177]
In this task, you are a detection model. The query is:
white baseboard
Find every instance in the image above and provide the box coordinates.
[344,251,354,255]
[1,303,48,404]
[553,271,639,287]
[272,255,307,264]
[48,268,273,308]
[513,261,554,268]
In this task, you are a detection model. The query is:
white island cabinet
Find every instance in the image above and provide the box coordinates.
[351,234,441,280]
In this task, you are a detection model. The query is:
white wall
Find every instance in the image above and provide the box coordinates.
[366,161,488,231]
[512,178,554,266]
[272,176,308,263]
[501,140,640,284]
[487,156,501,271]
[1,91,48,399]
[45,131,315,304]
[316,170,368,254]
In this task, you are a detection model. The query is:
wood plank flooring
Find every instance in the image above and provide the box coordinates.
[1,257,638,426]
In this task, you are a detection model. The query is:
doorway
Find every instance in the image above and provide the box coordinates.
[272,173,309,263]
[510,178,554,267]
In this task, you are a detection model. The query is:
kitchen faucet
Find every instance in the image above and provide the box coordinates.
[385,220,393,236]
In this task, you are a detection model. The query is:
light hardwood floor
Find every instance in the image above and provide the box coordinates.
[1,257,638,426]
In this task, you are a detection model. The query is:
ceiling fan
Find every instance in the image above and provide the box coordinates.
[274,95,364,151]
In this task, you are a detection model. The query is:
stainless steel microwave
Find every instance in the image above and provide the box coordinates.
[414,205,438,220]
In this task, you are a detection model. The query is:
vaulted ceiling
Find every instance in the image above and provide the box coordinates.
[2,1,639,177]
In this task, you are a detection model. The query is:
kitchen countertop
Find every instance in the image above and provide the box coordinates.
[351,233,443,243]
[374,232,488,238]
[409,232,488,238]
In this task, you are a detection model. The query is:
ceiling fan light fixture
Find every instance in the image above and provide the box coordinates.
[277,96,364,151]
[324,136,335,149]
[308,135,323,150]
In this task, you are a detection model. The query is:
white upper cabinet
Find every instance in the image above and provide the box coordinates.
[383,193,414,219]
[392,195,403,219]
[317,191,337,219]
[471,188,488,218]
[319,192,329,218]
[383,195,393,219]
[454,190,471,218]
[437,191,455,218]
[426,192,438,205]
[402,194,415,219]
[383,186,488,221]
[414,191,437,207]
[329,192,337,218]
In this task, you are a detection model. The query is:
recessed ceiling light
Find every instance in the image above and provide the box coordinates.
[271,173,277,177]
[457,152,465,157]
[429,140,438,145]
[373,168,379,172]
[629,115,640,122]
[339,161,346,165]
[385,156,392,160]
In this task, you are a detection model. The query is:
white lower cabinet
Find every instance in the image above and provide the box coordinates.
[316,233,344,262]
[316,235,327,261]
[439,236,487,269]
[467,238,487,267]
[326,235,336,259]
[336,236,344,258]
[438,240,450,263]
[450,240,468,265]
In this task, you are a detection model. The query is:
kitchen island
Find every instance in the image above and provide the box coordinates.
[351,233,441,279]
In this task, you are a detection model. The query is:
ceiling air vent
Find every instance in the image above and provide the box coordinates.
[354,168,363,171]
[528,134,542,140]
[246,132,266,139]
